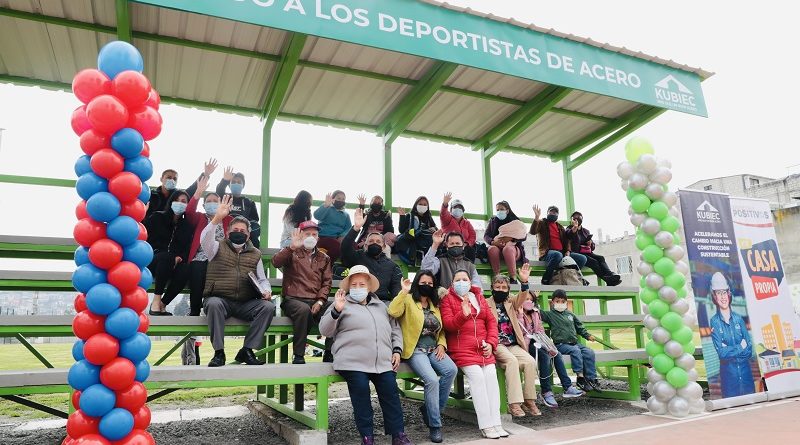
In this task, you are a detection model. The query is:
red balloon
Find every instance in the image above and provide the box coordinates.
[115,382,147,411]
[132,405,151,431]
[80,130,110,156]
[74,434,111,445]
[140,142,150,158]
[88,239,123,270]
[74,293,88,312]
[83,333,120,365]
[108,172,143,204]
[101,357,136,390]
[120,200,146,222]
[72,390,82,410]
[137,223,148,241]
[86,95,129,135]
[63,437,76,445]
[76,201,89,220]
[73,69,112,104]
[112,71,151,109]
[90,148,125,179]
[128,106,162,141]
[144,89,160,110]
[74,218,107,248]
[71,105,93,137]
[137,312,150,333]
[66,409,100,438]
[121,287,148,313]
[111,429,155,445]
[73,311,106,340]
[108,261,141,293]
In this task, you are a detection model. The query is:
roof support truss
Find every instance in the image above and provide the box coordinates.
[115,0,132,42]
[261,33,307,125]
[553,105,657,161]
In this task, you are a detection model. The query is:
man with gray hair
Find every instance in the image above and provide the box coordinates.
[342,208,402,303]
[201,195,275,367]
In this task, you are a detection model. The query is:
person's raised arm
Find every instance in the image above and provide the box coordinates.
[398,212,409,233]
[387,278,412,318]
[319,289,346,337]
[440,192,454,227]
[215,166,233,196]
[185,175,210,226]
[440,295,470,332]
[389,263,402,298]
[272,228,302,267]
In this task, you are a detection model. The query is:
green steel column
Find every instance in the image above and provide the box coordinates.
[481,149,493,220]
[562,158,575,216]
[115,0,131,42]
[260,124,272,245]
[384,142,393,209]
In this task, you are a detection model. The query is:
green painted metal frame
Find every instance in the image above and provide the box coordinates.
[115,0,132,42]
[14,333,55,368]
[563,158,576,216]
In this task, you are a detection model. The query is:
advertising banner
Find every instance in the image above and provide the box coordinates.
[678,190,763,399]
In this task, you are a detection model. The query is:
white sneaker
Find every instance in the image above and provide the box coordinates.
[481,428,500,439]
[494,426,510,437]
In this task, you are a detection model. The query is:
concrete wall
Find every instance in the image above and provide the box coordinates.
[686,174,775,197]
[746,174,800,209]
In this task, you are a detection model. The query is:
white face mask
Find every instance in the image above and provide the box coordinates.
[554,303,568,312]
[416,205,428,214]
[451,208,464,218]
[303,236,317,250]
[349,287,369,302]
[453,280,471,296]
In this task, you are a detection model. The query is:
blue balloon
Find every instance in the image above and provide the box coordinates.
[97,41,144,80]
[107,216,139,247]
[86,192,122,223]
[71,340,85,361]
[80,384,116,417]
[76,172,109,201]
[111,128,145,159]
[106,308,140,340]
[75,155,92,177]
[120,332,151,362]
[138,266,153,289]
[122,240,153,268]
[74,246,90,267]
[99,408,135,441]
[67,360,100,391]
[134,359,150,382]
[124,156,153,182]
[138,182,151,204]
[86,283,122,316]
[72,264,107,294]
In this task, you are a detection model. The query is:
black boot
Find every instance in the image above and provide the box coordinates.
[322,350,334,363]
[235,348,264,365]
[292,354,306,365]
[603,274,622,286]
[576,376,593,393]
[208,350,226,367]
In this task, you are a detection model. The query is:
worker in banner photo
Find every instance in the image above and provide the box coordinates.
[709,272,757,398]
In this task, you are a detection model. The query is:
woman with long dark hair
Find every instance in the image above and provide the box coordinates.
[280,190,313,248]
[484,200,527,283]
[396,196,438,265]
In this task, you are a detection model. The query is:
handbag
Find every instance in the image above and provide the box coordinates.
[529,331,559,357]
[579,244,592,254]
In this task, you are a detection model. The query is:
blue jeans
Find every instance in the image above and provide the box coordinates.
[531,343,572,393]
[338,370,405,437]
[568,252,588,269]
[406,350,458,428]
[556,343,596,380]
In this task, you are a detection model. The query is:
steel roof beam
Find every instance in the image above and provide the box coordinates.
[553,105,657,161]
[260,33,307,124]
[115,0,132,42]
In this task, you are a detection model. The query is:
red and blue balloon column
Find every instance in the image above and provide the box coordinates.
[66,41,162,445]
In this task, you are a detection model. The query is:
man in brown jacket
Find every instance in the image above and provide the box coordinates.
[530,205,587,285]
[272,220,333,364]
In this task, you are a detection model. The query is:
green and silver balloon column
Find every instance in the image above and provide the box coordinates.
[618,137,704,417]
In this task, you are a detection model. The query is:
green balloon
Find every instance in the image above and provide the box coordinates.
[682,341,695,354]
[672,326,693,344]
[640,288,658,304]
[631,194,652,213]
[625,137,655,163]
[677,287,687,299]
[654,257,676,277]
[666,367,689,388]
[665,272,686,289]
[660,312,683,332]
[635,232,655,250]
[673,233,682,244]
[646,341,664,357]
[643,245,664,264]
[660,215,681,233]
[627,187,638,201]
[640,276,647,288]
[649,299,670,319]
[648,201,669,220]
[652,353,675,374]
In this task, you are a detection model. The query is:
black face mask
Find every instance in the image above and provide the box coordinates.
[492,290,509,303]
[370,203,383,212]
[447,246,464,258]
[546,214,559,222]
[418,284,436,298]
[333,201,346,210]
[366,244,383,257]
[229,231,248,245]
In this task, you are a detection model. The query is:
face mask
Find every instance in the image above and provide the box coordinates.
[333,200,346,210]
[366,244,383,257]
[229,231,248,247]
[553,302,568,312]
[547,214,559,222]
[171,202,187,215]
[349,287,369,302]
[447,246,464,258]
[416,205,428,214]
[453,280,471,296]
[370,203,383,212]
[492,290,509,303]
[204,202,219,216]
[451,208,464,218]
[303,236,317,250]
[496,210,507,220]
[230,183,244,195]
[164,179,177,191]
[418,284,436,298]
[522,301,535,313]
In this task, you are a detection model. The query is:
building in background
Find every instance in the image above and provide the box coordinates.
[687,173,800,210]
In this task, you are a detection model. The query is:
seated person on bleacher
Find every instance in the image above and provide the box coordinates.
[355,194,396,257]
[145,161,210,218]
[439,193,477,262]
[530,204,587,285]
[484,200,527,283]
[272,221,333,365]
[215,167,261,248]
[201,196,276,367]
[395,196,438,265]
[279,190,313,248]
[540,289,601,393]
[565,211,621,286]
[341,208,402,304]
[313,190,352,262]
[421,230,481,290]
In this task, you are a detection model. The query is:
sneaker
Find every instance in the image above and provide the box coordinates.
[576,376,593,393]
[542,391,559,407]
[429,427,443,443]
[361,436,374,445]
[563,386,585,398]
[494,426,510,437]
[590,379,603,392]
[509,278,519,285]
[481,428,500,439]
[292,355,305,365]
[392,432,413,445]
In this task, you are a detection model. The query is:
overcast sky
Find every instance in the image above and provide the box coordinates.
[0,0,797,271]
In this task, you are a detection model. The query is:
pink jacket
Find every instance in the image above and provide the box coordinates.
[440,203,477,245]
[185,197,231,261]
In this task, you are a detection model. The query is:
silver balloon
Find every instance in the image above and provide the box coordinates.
[646,382,655,395]
[637,261,654,276]
[677,382,703,400]
[653,380,677,402]
[630,212,647,227]
[617,161,634,180]
[645,182,666,200]
[643,314,660,330]
[621,179,630,192]
[664,340,684,358]
[637,154,658,174]
[652,327,671,344]
[651,167,673,185]
[675,353,696,371]
[668,396,690,417]
[641,218,662,235]
[654,231,675,249]
[629,173,648,190]
[646,273,665,289]
[689,398,705,414]
[665,245,685,262]
[647,396,668,415]
[662,191,678,207]
[642,303,650,315]
[658,286,678,303]
[675,260,689,276]
[657,158,673,169]
[687,369,699,382]
[647,368,665,383]
[670,299,690,315]
[669,206,681,217]
[683,313,698,328]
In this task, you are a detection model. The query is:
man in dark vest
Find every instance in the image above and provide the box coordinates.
[201,195,275,367]
[421,230,482,289]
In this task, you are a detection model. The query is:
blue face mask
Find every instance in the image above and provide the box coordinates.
[453,280,471,296]
[164,179,177,190]
[204,202,219,216]
[349,287,369,302]
[496,210,507,221]
[451,208,464,218]
[230,183,244,195]
[171,202,187,215]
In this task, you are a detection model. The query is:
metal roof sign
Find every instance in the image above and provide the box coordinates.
[132,0,708,116]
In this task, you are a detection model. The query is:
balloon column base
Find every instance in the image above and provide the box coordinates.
[641,409,708,420]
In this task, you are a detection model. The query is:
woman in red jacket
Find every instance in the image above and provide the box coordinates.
[185,189,231,316]
[440,270,506,440]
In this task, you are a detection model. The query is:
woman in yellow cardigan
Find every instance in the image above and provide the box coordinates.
[388,270,457,444]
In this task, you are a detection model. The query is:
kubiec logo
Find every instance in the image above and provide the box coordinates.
[654,75,697,112]
[696,200,721,223]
